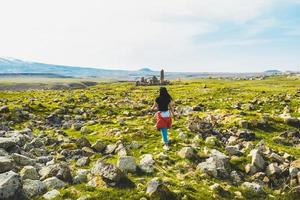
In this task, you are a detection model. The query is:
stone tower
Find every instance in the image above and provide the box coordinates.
[160,69,164,84]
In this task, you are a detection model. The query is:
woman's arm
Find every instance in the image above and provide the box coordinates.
[151,101,158,110]
[169,100,175,117]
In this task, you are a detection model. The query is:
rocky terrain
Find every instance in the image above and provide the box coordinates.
[0,75,299,200]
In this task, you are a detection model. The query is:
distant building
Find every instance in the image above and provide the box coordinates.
[135,69,171,86]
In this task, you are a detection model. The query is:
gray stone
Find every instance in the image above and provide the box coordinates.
[73,169,88,184]
[117,156,137,172]
[104,144,117,154]
[289,167,299,178]
[80,126,92,134]
[197,150,229,178]
[43,189,60,199]
[39,163,73,183]
[91,160,124,182]
[76,137,91,148]
[230,171,242,184]
[146,177,172,198]
[205,136,217,146]
[0,137,16,150]
[43,177,66,190]
[91,140,106,152]
[251,149,265,170]
[22,179,46,198]
[20,166,39,180]
[265,163,281,177]
[0,171,21,199]
[178,147,195,159]
[225,145,241,156]
[76,157,90,167]
[12,153,35,166]
[245,164,257,175]
[269,153,284,163]
[177,132,186,139]
[140,154,155,173]
[241,182,263,193]
[0,156,14,173]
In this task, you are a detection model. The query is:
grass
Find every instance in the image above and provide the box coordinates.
[1,75,300,199]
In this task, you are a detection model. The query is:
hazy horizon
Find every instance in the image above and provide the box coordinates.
[0,0,300,72]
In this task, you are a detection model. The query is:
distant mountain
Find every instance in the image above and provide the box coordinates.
[264,70,281,74]
[0,57,277,80]
[0,57,199,80]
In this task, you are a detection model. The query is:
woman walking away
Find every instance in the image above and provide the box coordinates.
[152,87,175,150]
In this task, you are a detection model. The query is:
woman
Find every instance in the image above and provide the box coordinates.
[151,87,175,150]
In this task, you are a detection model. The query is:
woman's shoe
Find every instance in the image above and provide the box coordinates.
[163,144,170,150]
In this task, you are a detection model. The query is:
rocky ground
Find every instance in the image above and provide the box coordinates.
[0,75,299,200]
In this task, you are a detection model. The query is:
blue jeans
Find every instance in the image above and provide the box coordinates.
[160,128,168,144]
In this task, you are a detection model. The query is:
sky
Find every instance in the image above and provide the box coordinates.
[0,0,300,72]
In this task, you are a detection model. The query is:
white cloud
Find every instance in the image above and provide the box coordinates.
[0,0,296,71]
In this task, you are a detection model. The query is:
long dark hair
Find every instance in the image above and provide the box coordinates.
[159,87,172,101]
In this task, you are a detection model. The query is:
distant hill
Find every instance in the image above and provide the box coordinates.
[138,68,153,72]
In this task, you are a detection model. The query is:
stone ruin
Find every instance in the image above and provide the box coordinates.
[135,69,171,86]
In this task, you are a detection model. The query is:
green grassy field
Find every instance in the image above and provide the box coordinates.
[0,75,299,200]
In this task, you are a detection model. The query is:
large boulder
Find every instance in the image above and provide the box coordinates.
[0,156,14,173]
[0,137,16,150]
[197,149,230,178]
[22,179,46,198]
[0,171,22,199]
[117,156,137,172]
[140,154,155,173]
[91,160,124,183]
